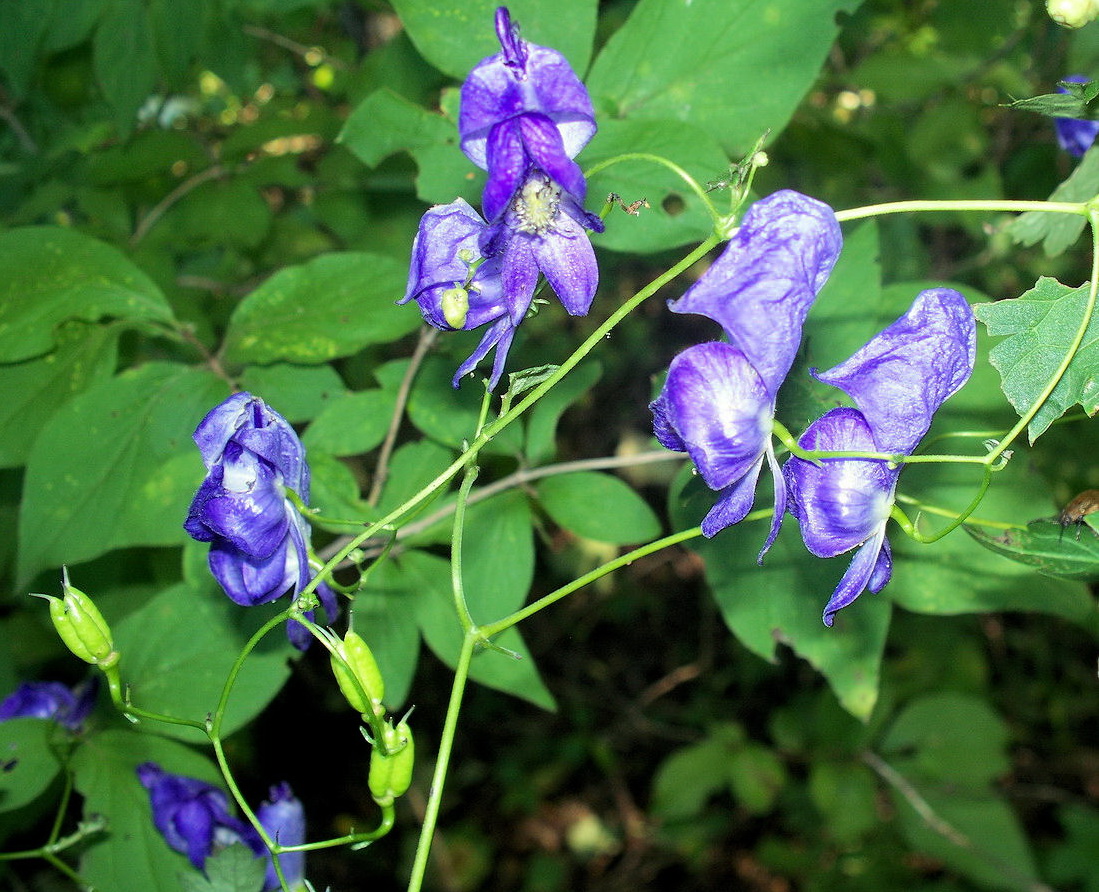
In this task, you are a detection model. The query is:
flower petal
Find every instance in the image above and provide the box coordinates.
[822,524,891,627]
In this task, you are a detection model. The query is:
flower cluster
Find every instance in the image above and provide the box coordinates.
[651,191,975,624]
[0,678,97,731]
[137,763,305,890]
[401,6,603,389]
[1055,75,1099,157]
[184,392,337,649]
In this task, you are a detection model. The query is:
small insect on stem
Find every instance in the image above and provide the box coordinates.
[606,192,650,216]
[1058,489,1099,541]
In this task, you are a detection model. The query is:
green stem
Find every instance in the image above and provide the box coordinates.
[835,198,1088,223]
[405,631,476,892]
[450,465,479,633]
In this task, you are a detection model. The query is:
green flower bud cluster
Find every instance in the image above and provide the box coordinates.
[368,719,414,807]
[36,570,118,669]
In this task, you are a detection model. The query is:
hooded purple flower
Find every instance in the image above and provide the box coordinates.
[460,7,596,219]
[0,678,97,731]
[184,393,337,648]
[1055,76,1099,157]
[650,190,842,550]
[785,288,975,626]
[137,764,306,891]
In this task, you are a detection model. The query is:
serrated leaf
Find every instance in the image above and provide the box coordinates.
[973,277,1099,442]
[0,226,174,363]
[1006,148,1099,256]
[223,253,419,366]
[586,0,861,155]
[17,363,229,585]
[113,578,296,742]
[1005,79,1099,120]
[93,0,158,133]
[0,719,63,813]
[536,471,660,544]
[180,844,265,892]
[965,518,1099,580]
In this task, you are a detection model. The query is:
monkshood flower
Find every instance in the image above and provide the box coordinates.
[0,678,97,731]
[1055,76,1099,157]
[785,288,975,626]
[137,764,306,890]
[650,190,842,550]
[184,393,337,649]
[460,6,596,219]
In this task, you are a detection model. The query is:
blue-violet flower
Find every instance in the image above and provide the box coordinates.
[0,678,97,731]
[784,288,975,626]
[184,393,337,649]
[256,782,306,891]
[460,7,596,220]
[1055,75,1099,157]
[650,190,842,550]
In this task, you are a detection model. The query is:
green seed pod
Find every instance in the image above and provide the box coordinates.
[42,573,116,666]
[331,630,384,717]
[369,720,415,806]
[441,287,469,329]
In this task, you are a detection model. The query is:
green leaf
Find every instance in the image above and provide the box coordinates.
[72,730,225,892]
[586,0,861,154]
[973,277,1099,442]
[583,119,731,253]
[0,719,63,813]
[1004,78,1099,120]
[1006,149,1099,256]
[727,743,786,815]
[808,762,879,843]
[461,490,534,618]
[0,321,118,469]
[400,549,554,710]
[149,0,204,87]
[535,471,660,544]
[389,0,597,81]
[524,361,601,464]
[0,0,52,97]
[238,362,348,424]
[374,439,456,517]
[308,451,380,532]
[180,844,265,892]
[93,0,158,133]
[302,388,398,457]
[650,732,736,821]
[965,518,1099,580]
[348,566,423,710]
[17,363,228,585]
[0,226,174,363]
[223,253,419,366]
[1046,804,1099,892]
[114,578,297,742]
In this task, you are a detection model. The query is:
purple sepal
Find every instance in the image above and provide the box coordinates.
[669,190,842,395]
[822,529,893,627]
[0,677,98,731]
[257,783,306,890]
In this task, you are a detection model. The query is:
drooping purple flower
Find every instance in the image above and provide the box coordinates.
[256,783,306,891]
[0,678,98,731]
[650,190,842,550]
[1055,76,1099,157]
[184,393,338,648]
[785,288,976,626]
[460,7,596,219]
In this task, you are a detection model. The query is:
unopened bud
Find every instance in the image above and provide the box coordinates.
[441,287,469,329]
[36,570,117,667]
[1048,0,1099,27]
[368,719,414,806]
[331,630,384,718]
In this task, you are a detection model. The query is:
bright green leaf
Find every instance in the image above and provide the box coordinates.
[965,518,1099,580]
[238,362,348,424]
[0,226,173,363]
[1006,149,1098,256]
[180,844,265,892]
[536,471,660,544]
[374,439,456,517]
[651,734,734,821]
[0,719,63,813]
[973,278,1099,442]
[461,490,534,618]
[302,388,398,456]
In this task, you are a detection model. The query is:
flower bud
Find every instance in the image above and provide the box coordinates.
[38,571,117,667]
[1048,0,1099,27]
[441,287,470,329]
[368,720,414,806]
[330,630,384,718]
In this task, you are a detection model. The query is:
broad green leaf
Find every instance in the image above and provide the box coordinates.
[389,0,597,81]
[727,743,786,814]
[973,278,1099,442]
[223,253,419,365]
[348,566,423,710]
[238,362,348,424]
[17,363,228,585]
[583,119,731,253]
[374,439,456,517]
[0,719,63,813]
[93,0,158,133]
[1046,804,1099,892]
[400,549,554,710]
[149,0,204,87]
[339,88,482,206]
[0,0,52,97]
[114,578,297,742]
[180,844,265,892]
[535,471,660,544]
[1005,78,1099,120]
[44,0,105,54]
[524,361,601,464]
[302,388,398,457]
[72,730,224,892]
[154,179,272,251]
[651,732,736,821]
[0,226,173,363]
[461,490,534,618]
[965,519,1099,580]
[586,0,861,154]
[308,452,380,532]
[0,321,118,469]
[808,762,879,843]
[1006,148,1099,256]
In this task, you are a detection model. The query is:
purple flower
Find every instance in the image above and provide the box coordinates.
[650,190,842,550]
[137,764,306,891]
[460,7,596,219]
[785,288,976,626]
[184,393,337,648]
[0,678,97,731]
[1055,76,1099,157]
